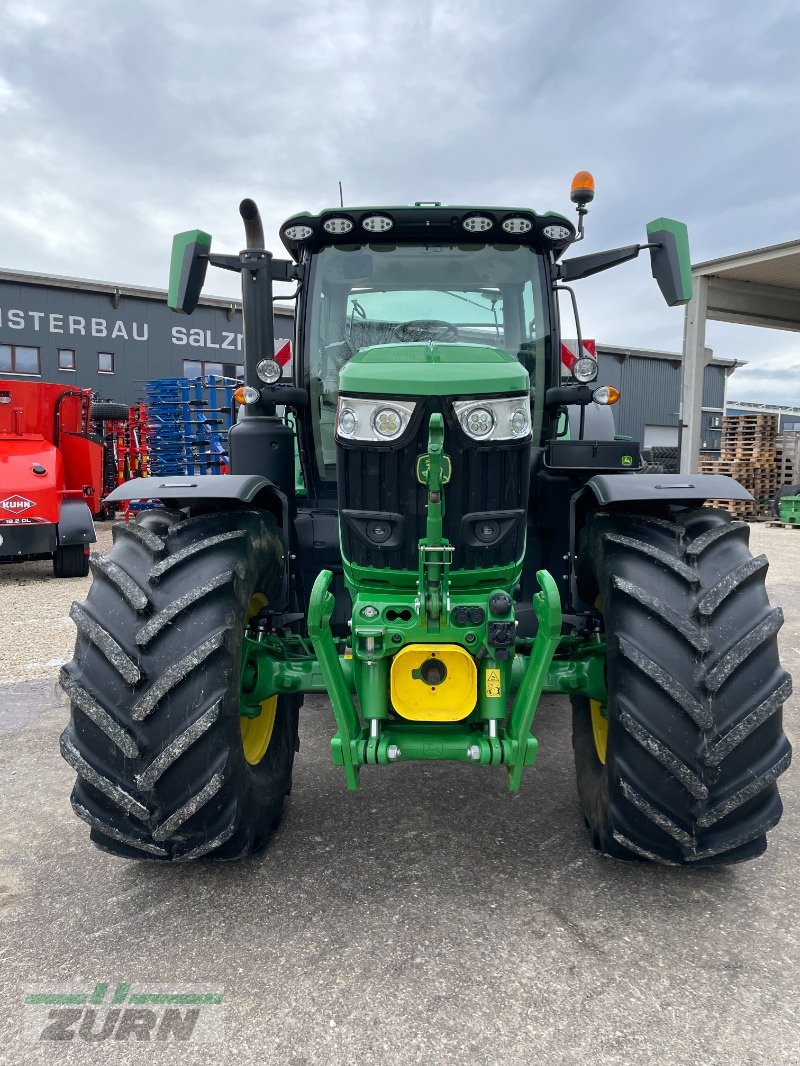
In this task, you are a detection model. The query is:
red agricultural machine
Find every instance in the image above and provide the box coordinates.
[0,380,102,576]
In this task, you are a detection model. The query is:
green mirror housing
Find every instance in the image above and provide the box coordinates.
[646,217,692,307]
[168,229,212,313]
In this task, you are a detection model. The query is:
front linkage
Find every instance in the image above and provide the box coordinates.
[241,415,606,792]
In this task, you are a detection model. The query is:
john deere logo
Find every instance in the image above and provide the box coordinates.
[1,494,34,512]
[620,455,633,467]
[416,454,452,484]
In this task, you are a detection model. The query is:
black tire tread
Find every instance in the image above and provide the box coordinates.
[53,544,90,578]
[573,506,792,866]
[60,507,298,861]
[91,401,129,422]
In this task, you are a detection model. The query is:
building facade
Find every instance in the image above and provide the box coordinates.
[0,268,294,404]
[596,343,737,456]
[1,269,735,455]
[726,402,800,433]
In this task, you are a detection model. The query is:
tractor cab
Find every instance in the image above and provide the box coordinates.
[279,204,566,491]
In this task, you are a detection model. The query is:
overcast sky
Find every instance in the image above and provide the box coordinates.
[1,0,799,403]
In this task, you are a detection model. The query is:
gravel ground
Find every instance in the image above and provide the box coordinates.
[0,524,113,683]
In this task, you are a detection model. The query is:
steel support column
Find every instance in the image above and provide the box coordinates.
[680,275,709,474]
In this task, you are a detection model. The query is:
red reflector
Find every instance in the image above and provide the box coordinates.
[275,341,292,367]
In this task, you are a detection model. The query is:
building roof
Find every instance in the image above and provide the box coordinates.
[692,239,800,331]
[598,342,742,369]
[694,239,800,287]
[726,400,800,416]
[0,266,295,318]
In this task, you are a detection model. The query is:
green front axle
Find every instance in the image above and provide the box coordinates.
[241,572,605,793]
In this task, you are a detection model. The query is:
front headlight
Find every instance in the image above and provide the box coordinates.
[571,357,598,384]
[335,396,416,442]
[257,358,282,384]
[453,397,532,441]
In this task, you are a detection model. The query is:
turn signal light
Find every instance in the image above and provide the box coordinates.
[570,170,595,205]
[593,385,620,406]
[234,385,260,405]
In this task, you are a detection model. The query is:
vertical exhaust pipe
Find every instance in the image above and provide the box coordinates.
[229,197,295,514]
[239,198,265,249]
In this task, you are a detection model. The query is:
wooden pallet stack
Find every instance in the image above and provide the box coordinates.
[719,413,777,459]
[699,414,780,519]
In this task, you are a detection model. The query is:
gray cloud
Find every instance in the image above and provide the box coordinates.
[1,0,799,403]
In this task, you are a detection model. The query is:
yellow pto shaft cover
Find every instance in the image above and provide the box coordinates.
[390,644,477,722]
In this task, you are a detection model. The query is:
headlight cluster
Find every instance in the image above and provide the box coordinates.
[332,396,529,441]
[336,397,417,442]
[452,397,531,441]
[336,396,533,443]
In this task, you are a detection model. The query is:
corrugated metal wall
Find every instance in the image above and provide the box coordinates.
[597,348,728,447]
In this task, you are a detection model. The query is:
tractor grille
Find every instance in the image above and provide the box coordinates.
[337,397,530,572]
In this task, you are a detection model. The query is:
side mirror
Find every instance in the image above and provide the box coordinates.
[168,229,212,313]
[646,218,692,307]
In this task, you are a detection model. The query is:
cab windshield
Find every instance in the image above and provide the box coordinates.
[304,243,550,480]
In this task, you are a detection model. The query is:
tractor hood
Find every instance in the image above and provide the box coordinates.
[338,342,529,397]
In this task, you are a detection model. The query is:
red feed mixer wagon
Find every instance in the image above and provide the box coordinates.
[0,380,102,577]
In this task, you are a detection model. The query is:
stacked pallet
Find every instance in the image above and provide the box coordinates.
[719,414,777,459]
[699,414,780,519]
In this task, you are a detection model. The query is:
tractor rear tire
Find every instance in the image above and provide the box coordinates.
[53,544,90,578]
[573,507,792,865]
[59,508,300,861]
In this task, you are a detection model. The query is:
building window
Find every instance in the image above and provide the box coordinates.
[182,358,244,380]
[58,348,76,371]
[0,343,41,375]
[98,351,114,374]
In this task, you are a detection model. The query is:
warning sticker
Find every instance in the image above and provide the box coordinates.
[485,668,502,698]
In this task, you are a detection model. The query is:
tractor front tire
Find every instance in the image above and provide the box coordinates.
[60,508,300,861]
[573,507,792,865]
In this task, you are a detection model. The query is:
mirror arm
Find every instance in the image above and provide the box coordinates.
[206,253,241,273]
[206,252,299,281]
[559,243,644,282]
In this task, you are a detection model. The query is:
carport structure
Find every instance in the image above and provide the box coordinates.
[681,238,800,472]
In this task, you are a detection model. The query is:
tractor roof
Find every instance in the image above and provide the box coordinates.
[279,203,575,260]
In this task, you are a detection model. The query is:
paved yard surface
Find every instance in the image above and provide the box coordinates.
[0,523,798,1064]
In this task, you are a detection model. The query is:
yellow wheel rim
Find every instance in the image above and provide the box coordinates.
[241,593,278,765]
[590,698,608,764]
[247,593,268,620]
[590,594,608,763]
[241,694,278,765]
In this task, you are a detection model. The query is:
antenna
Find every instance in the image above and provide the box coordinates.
[338,181,344,208]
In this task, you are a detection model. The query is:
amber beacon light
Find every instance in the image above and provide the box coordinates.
[570,170,595,206]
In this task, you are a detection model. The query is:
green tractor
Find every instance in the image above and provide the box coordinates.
[60,175,791,865]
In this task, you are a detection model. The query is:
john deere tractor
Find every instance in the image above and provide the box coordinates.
[60,174,791,865]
